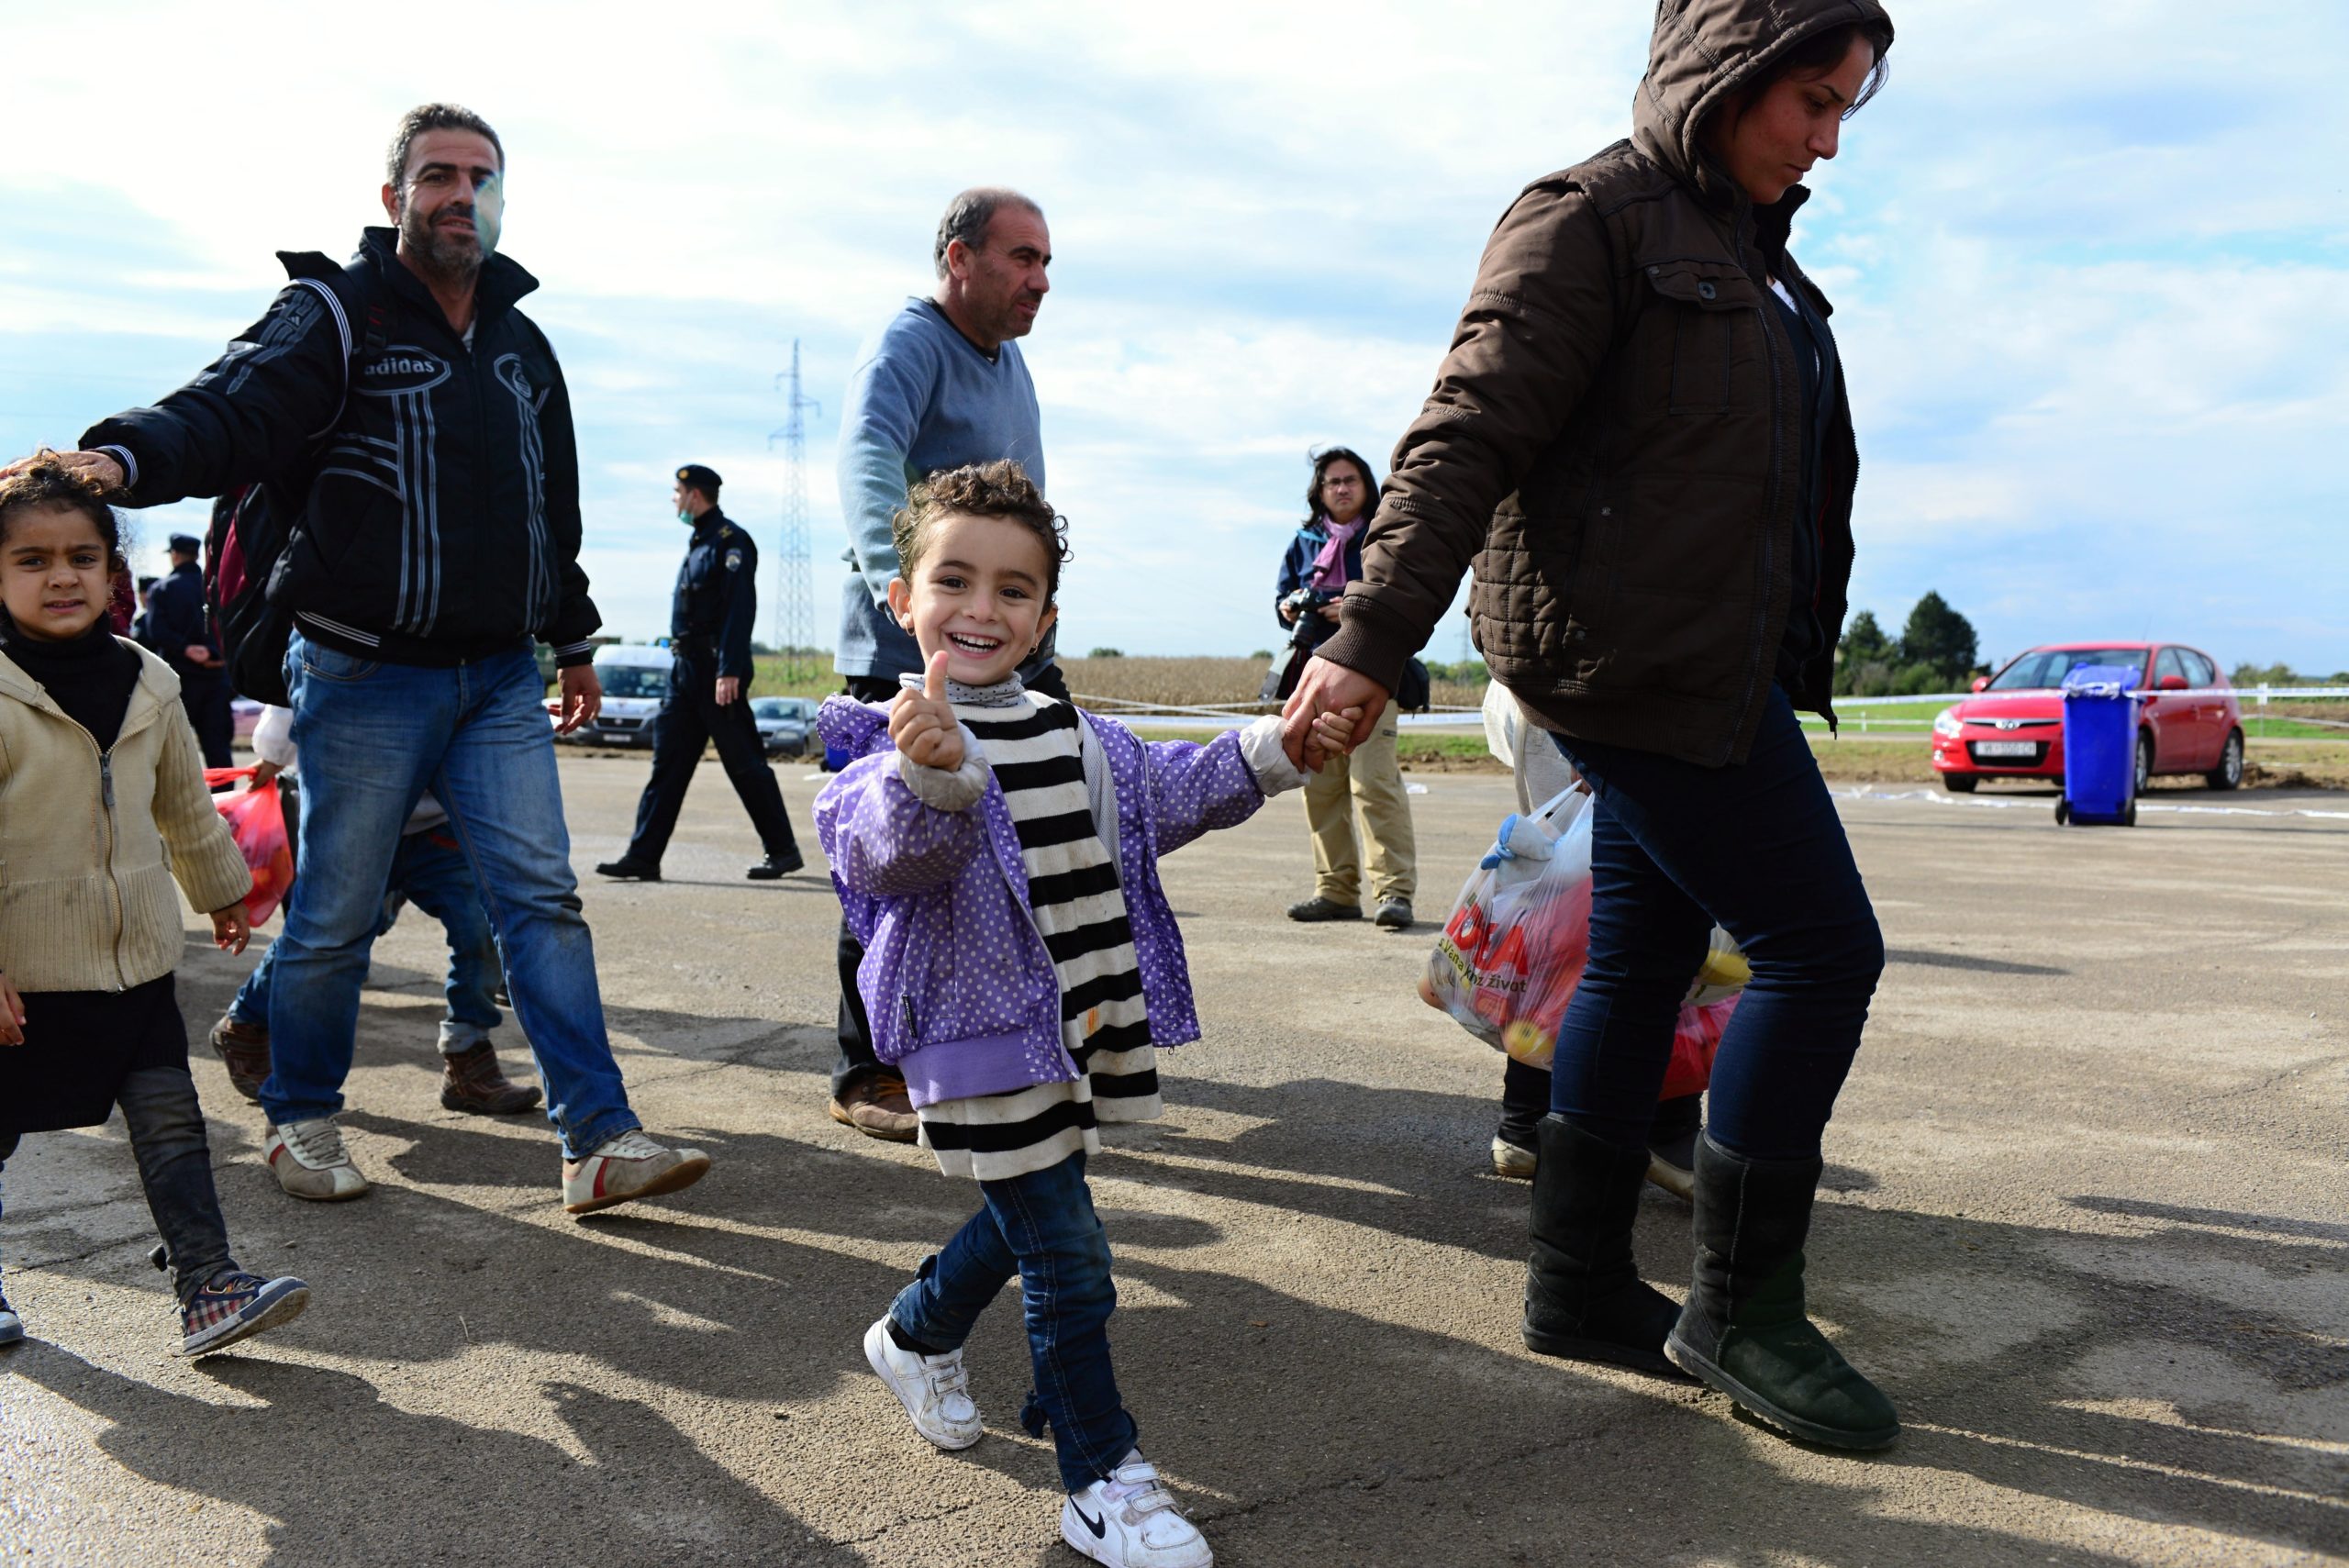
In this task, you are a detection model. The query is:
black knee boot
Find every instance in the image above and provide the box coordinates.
[1665,1132,1898,1450]
[1521,1115,1681,1373]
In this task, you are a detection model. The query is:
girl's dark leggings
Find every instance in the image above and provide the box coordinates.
[1548,686,1885,1161]
[0,1067,234,1305]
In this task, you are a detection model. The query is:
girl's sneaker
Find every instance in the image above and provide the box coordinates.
[0,1296,23,1347]
[179,1270,310,1357]
[863,1317,982,1450]
[1062,1451,1213,1568]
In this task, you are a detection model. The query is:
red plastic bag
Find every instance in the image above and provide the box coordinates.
[206,766,294,924]
[1662,995,1740,1100]
[1419,788,1748,1097]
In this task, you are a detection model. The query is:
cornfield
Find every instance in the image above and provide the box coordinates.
[751,652,1484,710]
[1060,656,1483,713]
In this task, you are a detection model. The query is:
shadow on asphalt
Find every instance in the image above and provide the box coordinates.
[8,1349,859,1566]
[1885,947,2070,977]
[10,987,2343,1564]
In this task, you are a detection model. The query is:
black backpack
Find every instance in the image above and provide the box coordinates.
[205,253,387,705]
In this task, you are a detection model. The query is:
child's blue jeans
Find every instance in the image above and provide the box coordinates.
[232,822,506,1053]
[889,1151,1137,1492]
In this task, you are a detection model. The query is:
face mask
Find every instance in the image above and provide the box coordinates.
[678,509,695,526]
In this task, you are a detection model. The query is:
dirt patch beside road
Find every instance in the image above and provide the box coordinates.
[1400,733,2349,789]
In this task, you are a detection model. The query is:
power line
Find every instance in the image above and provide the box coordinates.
[767,341,821,684]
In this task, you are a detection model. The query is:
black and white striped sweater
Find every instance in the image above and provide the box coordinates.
[916,686,1163,1180]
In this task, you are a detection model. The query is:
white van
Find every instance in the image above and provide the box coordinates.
[570,644,672,747]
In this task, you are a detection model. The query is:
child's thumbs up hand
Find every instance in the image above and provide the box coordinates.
[891,649,966,773]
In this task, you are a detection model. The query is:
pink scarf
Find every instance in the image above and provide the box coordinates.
[1309,516,1363,594]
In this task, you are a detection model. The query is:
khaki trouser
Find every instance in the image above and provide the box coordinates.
[1303,712,1417,906]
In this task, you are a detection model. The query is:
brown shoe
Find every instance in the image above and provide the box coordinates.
[829,1072,918,1143]
[208,1015,271,1104]
[440,1041,545,1116]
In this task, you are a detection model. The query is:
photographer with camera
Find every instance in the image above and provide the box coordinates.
[1273,449,1418,929]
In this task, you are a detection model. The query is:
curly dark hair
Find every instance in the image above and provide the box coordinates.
[894,460,1071,603]
[385,103,505,204]
[0,451,128,568]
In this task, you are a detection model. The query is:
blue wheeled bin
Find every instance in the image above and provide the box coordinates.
[2057,664,2141,827]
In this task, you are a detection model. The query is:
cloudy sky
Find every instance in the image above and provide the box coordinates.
[2,1,2342,674]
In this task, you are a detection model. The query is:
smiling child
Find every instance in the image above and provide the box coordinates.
[814,461,1352,1568]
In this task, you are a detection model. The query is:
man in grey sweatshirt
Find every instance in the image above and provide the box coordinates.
[826,186,1064,1140]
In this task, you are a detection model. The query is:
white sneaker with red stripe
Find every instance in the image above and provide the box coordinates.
[561,1129,710,1216]
[264,1118,371,1201]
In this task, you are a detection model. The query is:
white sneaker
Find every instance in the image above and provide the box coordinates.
[561,1129,710,1215]
[1062,1451,1213,1568]
[1490,1135,1538,1180]
[863,1316,981,1450]
[0,1297,23,1346]
[264,1118,371,1201]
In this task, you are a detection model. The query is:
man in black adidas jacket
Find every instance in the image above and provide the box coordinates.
[14,104,711,1218]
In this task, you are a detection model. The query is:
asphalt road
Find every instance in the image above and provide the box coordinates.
[3,754,2343,1567]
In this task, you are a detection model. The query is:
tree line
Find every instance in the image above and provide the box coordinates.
[1835,591,1979,697]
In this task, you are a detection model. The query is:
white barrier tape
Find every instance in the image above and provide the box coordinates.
[1079,687,2344,714]
[1070,692,1481,717]
[1114,711,1479,732]
[1837,785,2349,822]
[1825,685,2349,707]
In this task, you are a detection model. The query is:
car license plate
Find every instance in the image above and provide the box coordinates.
[1975,740,2037,758]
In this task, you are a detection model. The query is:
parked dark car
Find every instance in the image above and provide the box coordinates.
[751,695,818,758]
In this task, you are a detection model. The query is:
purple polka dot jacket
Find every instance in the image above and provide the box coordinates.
[815,695,1307,1108]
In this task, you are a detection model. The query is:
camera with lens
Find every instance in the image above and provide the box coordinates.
[1280,586,1337,637]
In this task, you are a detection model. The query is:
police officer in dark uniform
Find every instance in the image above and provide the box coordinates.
[147,532,234,766]
[596,466,804,882]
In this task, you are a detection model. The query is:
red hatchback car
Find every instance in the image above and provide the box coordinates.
[1930,642,2244,794]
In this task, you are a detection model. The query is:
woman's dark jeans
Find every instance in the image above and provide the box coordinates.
[1,1067,236,1306]
[1548,686,1883,1161]
[888,1151,1135,1492]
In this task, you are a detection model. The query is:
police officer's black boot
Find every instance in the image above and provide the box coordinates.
[747,844,804,880]
[1521,1115,1681,1374]
[596,856,661,882]
[1664,1132,1898,1450]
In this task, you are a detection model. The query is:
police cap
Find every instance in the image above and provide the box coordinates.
[167,533,202,555]
[674,464,722,499]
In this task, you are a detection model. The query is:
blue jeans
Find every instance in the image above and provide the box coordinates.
[259,634,635,1159]
[232,824,507,1053]
[385,827,507,1050]
[888,1151,1136,1492]
[1548,686,1884,1160]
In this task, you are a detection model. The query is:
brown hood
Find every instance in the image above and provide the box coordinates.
[1631,0,1893,206]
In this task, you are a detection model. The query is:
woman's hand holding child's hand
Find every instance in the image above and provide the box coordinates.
[0,972,24,1046]
[891,651,965,773]
[211,902,251,957]
[1306,706,1362,769]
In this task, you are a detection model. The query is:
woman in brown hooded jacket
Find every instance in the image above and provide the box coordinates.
[1286,0,1901,1450]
